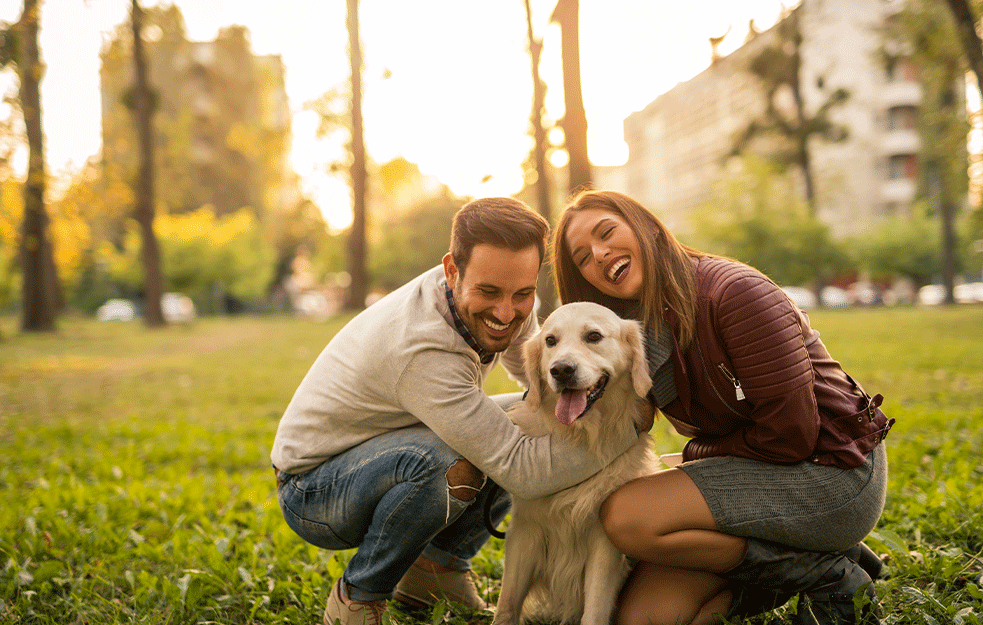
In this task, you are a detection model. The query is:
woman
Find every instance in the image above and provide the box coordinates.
[552,190,893,625]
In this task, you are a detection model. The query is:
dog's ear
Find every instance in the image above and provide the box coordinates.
[623,319,652,399]
[522,332,544,411]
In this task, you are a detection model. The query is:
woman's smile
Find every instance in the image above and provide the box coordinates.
[605,256,631,284]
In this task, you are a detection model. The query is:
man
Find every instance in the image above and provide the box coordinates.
[271,198,639,625]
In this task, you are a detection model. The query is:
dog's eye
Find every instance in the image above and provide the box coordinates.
[544,334,557,347]
[585,331,603,343]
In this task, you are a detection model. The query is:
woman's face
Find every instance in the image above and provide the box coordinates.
[563,207,644,300]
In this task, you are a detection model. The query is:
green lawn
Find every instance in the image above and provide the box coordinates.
[1,306,981,624]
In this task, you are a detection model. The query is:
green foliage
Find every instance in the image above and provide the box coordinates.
[0,234,17,310]
[370,197,458,290]
[105,208,275,308]
[854,204,944,286]
[1,307,981,624]
[0,22,17,69]
[689,156,850,286]
[854,202,983,286]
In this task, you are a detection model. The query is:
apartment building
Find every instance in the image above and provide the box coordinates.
[100,11,292,223]
[612,0,922,237]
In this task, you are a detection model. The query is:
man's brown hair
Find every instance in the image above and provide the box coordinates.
[449,197,550,276]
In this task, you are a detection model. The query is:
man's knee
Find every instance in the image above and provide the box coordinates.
[445,458,484,502]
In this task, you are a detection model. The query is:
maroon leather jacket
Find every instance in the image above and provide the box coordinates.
[661,257,894,469]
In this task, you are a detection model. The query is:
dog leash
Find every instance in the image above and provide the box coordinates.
[483,482,507,539]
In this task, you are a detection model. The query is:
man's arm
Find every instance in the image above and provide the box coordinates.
[396,349,638,500]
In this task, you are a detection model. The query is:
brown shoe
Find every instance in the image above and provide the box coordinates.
[393,562,488,612]
[323,578,387,625]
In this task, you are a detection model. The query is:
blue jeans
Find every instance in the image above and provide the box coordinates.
[276,394,520,602]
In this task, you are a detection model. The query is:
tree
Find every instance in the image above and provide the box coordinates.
[105,208,275,310]
[858,206,946,288]
[129,0,166,326]
[345,0,368,310]
[941,0,983,283]
[551,0,591,194]
[730,6,850,216]
[943,0,983,97]
[884,0,969,303]
[524,0,555,315]
[691,156,850,288]
[8,0,59,332]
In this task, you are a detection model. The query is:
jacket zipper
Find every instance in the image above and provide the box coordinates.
[717,363,746,401]
[695,340,744,417]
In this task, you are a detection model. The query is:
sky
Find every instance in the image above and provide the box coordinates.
[0,0,792,229]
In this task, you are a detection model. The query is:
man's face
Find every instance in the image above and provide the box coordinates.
[443,244,541,354]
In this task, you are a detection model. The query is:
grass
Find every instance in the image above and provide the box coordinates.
[1,306,982,624]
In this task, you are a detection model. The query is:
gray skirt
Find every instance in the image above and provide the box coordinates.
[679,443,888,552]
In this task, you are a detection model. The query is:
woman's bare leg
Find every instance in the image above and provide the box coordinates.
[615,562,732,625]
[600,467,747,573]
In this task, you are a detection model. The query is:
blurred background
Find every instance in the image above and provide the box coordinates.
[1,0,982,332]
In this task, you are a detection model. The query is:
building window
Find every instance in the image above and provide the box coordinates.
[888,57,920,83]
[887,105,917,130]
[888,154,918,180]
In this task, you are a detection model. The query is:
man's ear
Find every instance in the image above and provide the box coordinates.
[442,253,459,290]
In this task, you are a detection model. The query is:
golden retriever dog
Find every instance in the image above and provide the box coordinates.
[493,302,662,625]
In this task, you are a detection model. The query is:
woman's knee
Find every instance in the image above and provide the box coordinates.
[600,483,655,551]
[616,563,729,625]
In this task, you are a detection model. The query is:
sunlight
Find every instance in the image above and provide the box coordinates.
[0,0,793,222]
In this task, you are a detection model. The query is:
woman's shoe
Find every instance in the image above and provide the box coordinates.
[724,539,879,623]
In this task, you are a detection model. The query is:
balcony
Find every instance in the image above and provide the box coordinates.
[881,128,919,155]
[881,81,922,108]
[880,178,916,203]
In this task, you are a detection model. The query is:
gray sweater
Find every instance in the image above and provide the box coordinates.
[270,266,636,499]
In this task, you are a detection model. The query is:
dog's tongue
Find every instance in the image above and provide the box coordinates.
[555,389,588,425]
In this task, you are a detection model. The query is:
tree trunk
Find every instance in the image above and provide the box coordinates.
[552,0,591,193]
[345,0,368,310]
[928,160,959,305]
[941,200,958,304]
[17,0,58,332]
[525,0,554,316]
[131,0,166,327]
[943,0,983,98]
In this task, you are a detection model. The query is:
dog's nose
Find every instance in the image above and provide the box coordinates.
[550,362,577,385]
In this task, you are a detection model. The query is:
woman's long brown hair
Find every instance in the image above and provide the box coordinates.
[551,190,701,349]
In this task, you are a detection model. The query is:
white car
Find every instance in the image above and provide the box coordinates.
[781,286,817,309]
[954,282,983,304]
[161,293,196,323]
[820,286,851,308]
[917,285,946,306]
[96,299,136,322]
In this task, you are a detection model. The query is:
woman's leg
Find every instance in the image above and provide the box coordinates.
[615,562,731,625]
[600,467,747,574]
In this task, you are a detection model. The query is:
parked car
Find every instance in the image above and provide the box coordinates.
[954,282,983,304]
[161,292,196,323]
[918,285,946,306]
[781,286,817,309]
[820,286,851,308]
[96,299,136,322]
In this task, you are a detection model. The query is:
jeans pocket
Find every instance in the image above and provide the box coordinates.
[278,482,354,550]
